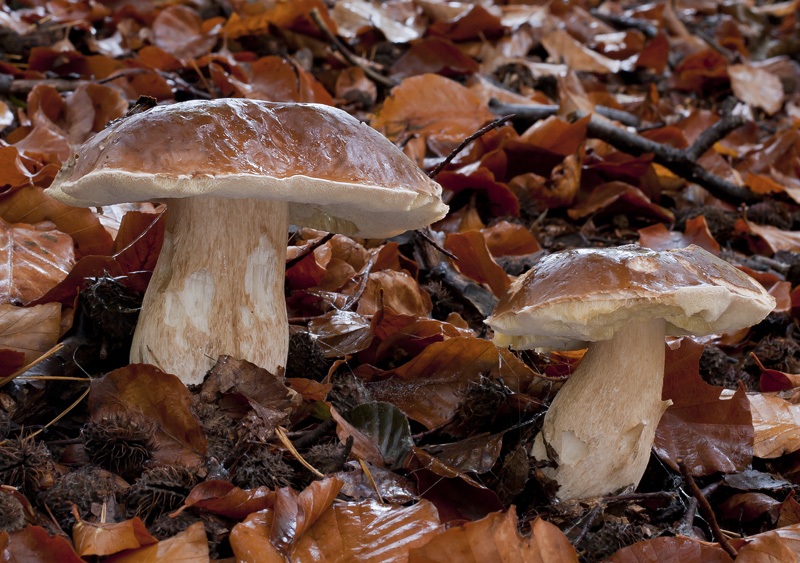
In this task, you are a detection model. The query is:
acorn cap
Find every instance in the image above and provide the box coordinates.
[486,244,776,351]
[45,99,447,238]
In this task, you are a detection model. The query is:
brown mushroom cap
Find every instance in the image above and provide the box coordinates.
[45,99,447,238]
[486,244,776,351]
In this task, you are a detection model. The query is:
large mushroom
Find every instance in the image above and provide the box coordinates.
[485,244,774,500]
[46,99,447,385]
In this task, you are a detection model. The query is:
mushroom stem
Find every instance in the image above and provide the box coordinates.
[532,318,672,500]
[130,196,290,385]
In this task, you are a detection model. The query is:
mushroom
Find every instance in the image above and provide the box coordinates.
[45,99,447,385]
[485,244,775,500]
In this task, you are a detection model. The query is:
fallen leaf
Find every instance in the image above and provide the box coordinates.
[481,221,541,257]
[747,392,800,458]
[0,217,75,305]
[605,535,733,562]
[73,516,156,557]
[89,364,208,466]
[654,339,753,476]
[389,37,480,80]
[184,480,275,520]
[0,302,61,364]
[729,63,784,115]
[102,521,209,563]
[638,216,721,255]
[445,230,510,298]
[2,526,85,562]
[408,509,578,563]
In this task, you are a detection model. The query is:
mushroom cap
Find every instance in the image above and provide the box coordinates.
[45,99,448,238]
[486,244,776,351]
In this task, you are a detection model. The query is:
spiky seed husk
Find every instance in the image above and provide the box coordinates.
[0,410,9,440]
[286,331,328,381]
[126,465,202,523]
[0,438,54,493]
[233,449,294,490]
[38,466,121,532]
[82,412,156,479]
[0,491,26,532]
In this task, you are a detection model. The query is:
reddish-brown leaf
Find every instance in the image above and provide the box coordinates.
[270,478,344,553]
[102,521,209,563]
[184,480,275,520]
[73,516,156,557]
[2,526,85,562]
[427,5,504,41]
[0,187,113,258]
[729,63,784,115]
[0,218,75,305]
[654,339,753,476]
[481,221,541,257]
[445,230,510,298]
[112,209,165,280]
[152,5,217,60]
[670,49,730,92]
[89,364,208,466]
[438,165,520,218]
[330,404,386,467]
[355,270,433,317]
[605,535,733,562]
[408,509,578,563]
[29,255,122,306]
[747,392,800,458]
[568,181,674,222]
[222,0,336,39]
[290,499,442,562]
[718,492,781,524]
[286,378,332,402]
[248,56,333,105]
[638,216,721,255]
[389,37,480,80]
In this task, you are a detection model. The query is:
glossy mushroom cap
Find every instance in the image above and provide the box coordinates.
[487,244,776,351]
[45,99,447,238]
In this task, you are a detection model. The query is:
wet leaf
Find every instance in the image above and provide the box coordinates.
[408,509,578,563]
[330,404,386,467]
[654,339,753,476]
[718,492,781,524]
[734,217,800,255]
[184,480,275,520]
[223,0,336,39]
[307,309,373,357]
[248,56,333,105]
[729,63,784,115]
[102,521,208,563]
[424,432,503,475]
[334,460,418,504]
[0,218,75,305]
[0,302,61,364]
[291,499,442,562]
[638,216,721,255]
[355,270,433,318]
[112,209,165,281]
[73,516,156,557]
[542,29,634,74]
[89,364,208,466]
[389,37,480,80]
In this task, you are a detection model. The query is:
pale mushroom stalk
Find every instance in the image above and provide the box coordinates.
[531,318,672,500]
[130,197,290,385]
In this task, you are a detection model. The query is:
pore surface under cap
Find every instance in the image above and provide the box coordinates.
[45,99,447,238]
[486,244,776,351]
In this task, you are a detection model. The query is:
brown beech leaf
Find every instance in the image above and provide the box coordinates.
[73,516,156,557]
[355,270,433,317]
[718,492,781,524]
[184,480,275,520]
[229,510,285,563]
[747,392,800,458]
[605,535,733,562]
[97,202,160,240]
[270,478,344,553]
[372,74,494,157]
[424,432,503,475]
[0,218,75,305]
[389,37,480,80]
[778,493,800,527]
[223,0,336,39]
[568,181,674,222]
[654,339,753,476]
[638,216,721,255]
[330,404,386,467]
[408,509,578,563]
[542,29,634,74]
[445,230,510,298]
[0,302,60,364]
[732,532,796,562]
[0,145,42,190]
[286,378,332,402]
[0,349,24,377]
[290,499,442,562]
[152,5,217,60]
[2,525,85,562]
[365,336,538,429]
[734,217,800,255]
[728,63,784,115]
[752,354,800,392]
[427,5,504,41]
[334,460,418,504]
[670,49,730,93]
[64,83,129,146]
[103,521,209,563]
[248,56,333,105]
[335,67,377,106]
[307,310,373,357]
[515,115,590,157]
[0,187,113,258]
[481,221,541,257]
[29,255,122,307]
[89,364,208,466]
[437,165,520,218]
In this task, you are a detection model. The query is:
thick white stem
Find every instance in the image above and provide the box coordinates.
[130,197,290,386]
[532,318,672,500]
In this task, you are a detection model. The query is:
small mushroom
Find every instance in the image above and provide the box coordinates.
[485,244,774,500]
[46,99,447,385]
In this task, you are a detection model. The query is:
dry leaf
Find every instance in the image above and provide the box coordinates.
[102,521,209,563]
[747,392,800,458]
[184,480,275,520]
[728,63,784,115]
[0,302,61,364]
[73,516,156,557]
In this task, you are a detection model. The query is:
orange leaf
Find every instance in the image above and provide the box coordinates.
[638,216,720,255]
[184,480,275,520]
[606,535,733,562]
[445,230,510,298]
[0,302,61,364]
[481,221,541,257]
[103,521,208,563]
[389,37,479,80]
[0,217,75,305]
[408,509,578,563]
[2,526,84,562]
[248,56,333,104]
[73,516,156,557]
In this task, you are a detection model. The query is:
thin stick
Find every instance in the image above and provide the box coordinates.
[309,9,396,88]
[428,114,515,180]
[357,458,385,504]
[677,458,738,559]
[285,232,334,270]
[15,376,91,382]
[0,342,65,387]
[275,427,325,478]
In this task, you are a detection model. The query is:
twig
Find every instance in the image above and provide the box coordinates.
[677,458,738,559]
[285,232,334,270]
[309,8,396,88]
[416,227,458,261]
[428,114,516,180]
[276,426,325,478]
[676,497,700,538]
[589,9,659,38]
[573,504,603,548]
[601,491,677,503]
[686,115,746,161]
[358,458,385,504]
[27,385,91,440]
[488,100,640,128]
[291,418,336,450]
[0,342,65,388]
